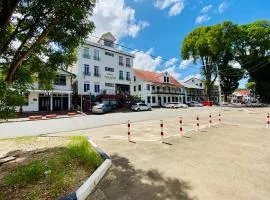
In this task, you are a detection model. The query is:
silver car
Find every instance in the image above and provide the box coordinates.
[92,103,113,114]
[131,103,152,111]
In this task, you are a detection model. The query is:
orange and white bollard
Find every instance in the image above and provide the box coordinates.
[160,120,164,143]
[179,116,183,136]
[209,113,212,127]
[128,120,131,142]
[267,113,269,129]
[218,113,221,125]
[196,115,200,132]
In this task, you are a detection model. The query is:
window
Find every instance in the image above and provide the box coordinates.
[104,39,113,47]
[105,51,114,57]
[105,67,114,72]
[164,76,169,83]
[126,72,131,81]
[167,77,170,83]
[163,96,166,103]
[119,70,124,80]
[83,47,90,59]
[94,66,100,77]
[84,82,90,92]
[126,57,131,67]
[94,49,100,60]
[147,84,150,90]
[200,83,202,87]
[152,85,155,90]
[84,64,90,76]
[175,97,178,102]
[134,76,136,82]
[152,96,156,103]
[147,96,151,104]
[168,97,171,102]
[54,75,66,86]
[172,97,175,102]
[94,84,100,93]
[23,93,29,106]
[134,86,136,92]
[105,83,114,87]
[119,56,124,66]
[138,85,141,91]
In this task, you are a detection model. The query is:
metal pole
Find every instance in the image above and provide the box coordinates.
[89,91,91,112]
[216,64,222,110]
[80,94,83,113]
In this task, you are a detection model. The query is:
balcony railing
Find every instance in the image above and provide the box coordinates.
[152,90,184,95]
[119,62,124,66]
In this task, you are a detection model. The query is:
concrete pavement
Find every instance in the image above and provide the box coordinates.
[0,107,220,138]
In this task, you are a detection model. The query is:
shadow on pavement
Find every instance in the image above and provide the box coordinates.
[89,154,197,200]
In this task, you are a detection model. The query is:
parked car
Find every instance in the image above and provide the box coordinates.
[164,102,188,108]
[188,101,203,107]
[92,103,113,114]
[131,103,152,111]
[246,101,264,107]
[202,100,214,107]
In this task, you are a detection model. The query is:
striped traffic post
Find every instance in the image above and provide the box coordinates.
[196,115,200,132]
[179,116,183,136]
[160,120,164,143]
[218,113,221,125]
[209,113,212,127]
[128,120,131,142]
[267,113,269,129]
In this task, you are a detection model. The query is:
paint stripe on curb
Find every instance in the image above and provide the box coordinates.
[59,137,112,200]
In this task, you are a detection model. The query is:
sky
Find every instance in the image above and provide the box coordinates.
[90,0,270,87]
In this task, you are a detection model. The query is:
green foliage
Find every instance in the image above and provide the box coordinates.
[233,20,270,103]
[4,136,102,198]
[0,82,25,120]
[0,0,96,86]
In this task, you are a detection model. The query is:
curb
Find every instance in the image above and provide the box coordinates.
[59,137,112,200]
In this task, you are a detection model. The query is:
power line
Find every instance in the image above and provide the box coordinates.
[88,34,267,75]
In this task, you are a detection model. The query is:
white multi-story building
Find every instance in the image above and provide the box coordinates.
[73,32,134,97]
[18,69,75,112]
[133,69,185,107]
[181,77,204,103]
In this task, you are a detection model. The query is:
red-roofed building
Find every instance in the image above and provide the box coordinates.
[133,69,185,107]
[231,89,251,103]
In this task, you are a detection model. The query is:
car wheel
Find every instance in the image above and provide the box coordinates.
[137,108,140,112]
[148,108,151,111]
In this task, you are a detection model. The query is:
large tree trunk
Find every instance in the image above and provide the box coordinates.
[0,0,20,28]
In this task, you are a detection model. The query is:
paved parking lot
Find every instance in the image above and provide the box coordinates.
[68,107,270,200]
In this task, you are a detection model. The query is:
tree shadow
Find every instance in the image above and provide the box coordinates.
[89,154,198,200]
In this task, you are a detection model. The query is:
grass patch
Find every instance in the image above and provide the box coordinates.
[0,136,103,200]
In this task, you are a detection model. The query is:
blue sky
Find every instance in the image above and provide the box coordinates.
[92,0,270,87]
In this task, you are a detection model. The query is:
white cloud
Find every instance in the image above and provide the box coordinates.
[183,73,201,81]
[195,14,211,24]
[180,58,194,69]
[132,48,162,71]
[168,1,185,16]
[218,1,229,13]
[165,57,178,67]
[154,0,185,16]
[162,65,182,80]
[229,61,241,69]
[92,0,149,39]
[200,4,212,13]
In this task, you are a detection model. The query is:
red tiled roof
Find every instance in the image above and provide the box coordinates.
[134,69,181,87]
[234,89,250,96]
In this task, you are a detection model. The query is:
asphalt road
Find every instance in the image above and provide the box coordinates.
[0,107,220,138]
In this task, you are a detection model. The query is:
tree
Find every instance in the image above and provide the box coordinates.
[233,20,270,103]
[246,81,256,100]
[0,0,96,86]
[181,26,217,100]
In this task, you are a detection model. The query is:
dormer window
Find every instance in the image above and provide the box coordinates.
[104,39,114,47]
[164,76,169,83]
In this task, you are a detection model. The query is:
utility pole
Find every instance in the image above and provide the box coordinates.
[216,64,222,110]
